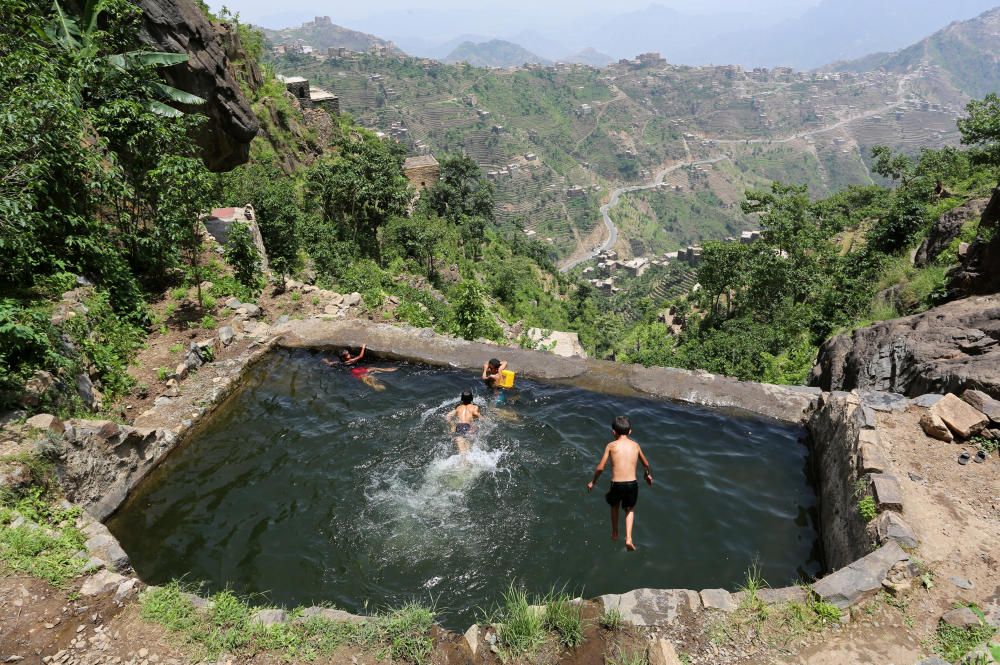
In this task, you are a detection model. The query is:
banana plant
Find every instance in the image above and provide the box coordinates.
[43,0,205,116]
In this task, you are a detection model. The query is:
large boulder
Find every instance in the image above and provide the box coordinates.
[136,0,258,171]
[930,393,988,438]
[914,198,989,267]
[810,294,1000,397]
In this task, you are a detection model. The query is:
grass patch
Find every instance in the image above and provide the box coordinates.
[169,343,184,354]
[485,583,547,661]
[0,484,84,587]
[606,647,646,665]
[599,607,624,631]
[543,591,583,649]
[199,315,217,330]
[141,582,435,663]
[933,607,996,662]
[171,286,189,301]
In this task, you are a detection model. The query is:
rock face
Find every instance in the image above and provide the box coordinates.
[810,294,1000,397]
[948,186,1000,297]
[137,0,259,170]
[56,420,178,520]
[914,197,989,267]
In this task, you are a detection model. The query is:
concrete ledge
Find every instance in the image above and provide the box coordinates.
[273,319,819,423]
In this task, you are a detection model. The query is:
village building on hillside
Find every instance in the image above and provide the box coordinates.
[276,75,340,115]
[403,155,440,191]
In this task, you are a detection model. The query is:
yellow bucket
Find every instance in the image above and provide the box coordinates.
[496,369,516,389]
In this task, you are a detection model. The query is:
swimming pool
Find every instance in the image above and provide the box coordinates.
[108,349,821,629]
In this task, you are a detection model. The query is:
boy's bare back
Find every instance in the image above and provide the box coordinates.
[606,437,645,482]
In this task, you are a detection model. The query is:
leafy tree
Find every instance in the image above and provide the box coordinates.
[305,133,411,260]
[958,93,1000,169]
[221,163,302,280]
[380,214,449,276]
[452,281,501,341]
[422,154,494,257]
[224,223,264,297]
[871,145,914,185]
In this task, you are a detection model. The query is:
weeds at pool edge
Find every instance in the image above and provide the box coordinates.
[542,589,584,649]
[482,583,547,661]
[140,582,436,664]
[0,451,85,587]
[599,607,624,631]
[931,604,997,662]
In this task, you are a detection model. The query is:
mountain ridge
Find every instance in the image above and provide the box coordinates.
[444,39,550,68]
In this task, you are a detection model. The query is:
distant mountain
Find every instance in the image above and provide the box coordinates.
[259,16,402,56]
[444,40,549,68]
[828,7,1000,98]
[688,0,1000,69]
[561,48,615,68]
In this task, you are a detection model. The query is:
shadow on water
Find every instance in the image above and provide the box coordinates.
[108,349,822,630]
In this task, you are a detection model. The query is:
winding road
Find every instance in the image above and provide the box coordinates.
[557,72,924,273]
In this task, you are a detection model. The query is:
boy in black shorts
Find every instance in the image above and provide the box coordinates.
[587,416,653,551]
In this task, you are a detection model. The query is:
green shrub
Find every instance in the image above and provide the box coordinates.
[933,609,995,662]
[224,224,265,297]
[0,487,84,586]
[857,496,877,522]
[488,584,546,660]
[598,607,623,631]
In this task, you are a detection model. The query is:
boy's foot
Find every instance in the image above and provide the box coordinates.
[625,541,636,551]
[611,531,619,541]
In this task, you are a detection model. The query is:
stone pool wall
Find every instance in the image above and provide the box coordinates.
[34,317,932,660]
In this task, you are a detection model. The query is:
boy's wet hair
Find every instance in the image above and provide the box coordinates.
[461,390,474,405]
[339,349,351,360]
[611,416,631,436]
[488,358,501,371]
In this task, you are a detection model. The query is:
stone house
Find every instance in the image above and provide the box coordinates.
[402,155,440,191]
[276,75,340,115]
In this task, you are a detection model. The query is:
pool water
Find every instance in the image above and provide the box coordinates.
[108,349,821,629]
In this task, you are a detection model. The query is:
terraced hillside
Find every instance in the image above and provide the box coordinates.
[269,33,971,264]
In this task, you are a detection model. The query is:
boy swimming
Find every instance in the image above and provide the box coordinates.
[481,358,507,388]
[323,344,397,391]
[587,416,653,551]
[446,390,480,454]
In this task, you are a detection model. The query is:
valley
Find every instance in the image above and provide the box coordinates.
[267,27,972,268]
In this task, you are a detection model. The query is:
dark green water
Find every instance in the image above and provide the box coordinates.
[108,349,820,629]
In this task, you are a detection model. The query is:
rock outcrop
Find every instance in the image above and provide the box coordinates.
[948,186,1000,297]
[137,0,259,170]
[914,197,989,267]
[810,294,1000,397]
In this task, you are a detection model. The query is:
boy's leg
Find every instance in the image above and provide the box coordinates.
[624,507,636,551]
[610,503,620,541]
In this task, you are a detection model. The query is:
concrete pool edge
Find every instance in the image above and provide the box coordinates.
[42,319,926,650]
[272,318,822,424]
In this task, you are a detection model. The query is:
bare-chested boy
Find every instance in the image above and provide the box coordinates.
[587,416,652,551]
[446,391,480,454]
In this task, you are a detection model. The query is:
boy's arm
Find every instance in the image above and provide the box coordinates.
[587,445,611,492]
[482,362,489,379]
[638,445,653,485]
[499,360,508,372]
[356,345,366,361]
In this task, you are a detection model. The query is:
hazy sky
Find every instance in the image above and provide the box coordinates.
[213,0,822,29]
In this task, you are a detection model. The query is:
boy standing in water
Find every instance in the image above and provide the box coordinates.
[481,358,507,388]
[446,390,480,454]
[587,416,652,551]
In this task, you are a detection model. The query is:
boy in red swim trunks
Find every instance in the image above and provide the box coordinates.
[324,344,396,391]
[587,416,652,551]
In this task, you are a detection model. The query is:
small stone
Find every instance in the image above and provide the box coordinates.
[649,638,683,665]
[76,625,85,633]
[913,394,944,408]
[218,326,235,347]
[870,474,903,511]
[961,389,1000,423]
[80,571,126,597]
[173,363,188,381]
[859,441,889,474]
[930,393,988,439]
[137,649,148,659]
[153,396,171,407]
[252,609,287,627]
[947,576,974,590]
[163,379,179,398]
[224,297,242,310]
[463,624,478,657]
[236,304,261,319]
[941,606,981,628]
[699,589,736,612]
[4,656,24,663]
[114,579,138,603]
[25,414,65,434]
[344,292,362,307]
[907,472,924,482]
[876,512,917,548]
[920,412,953,442]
